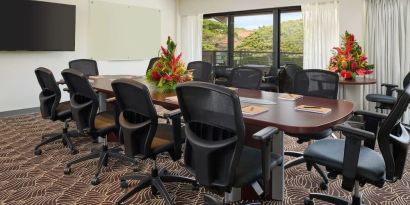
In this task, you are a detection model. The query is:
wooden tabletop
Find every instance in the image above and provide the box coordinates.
[339,77,377,85]
[90,75,354,134]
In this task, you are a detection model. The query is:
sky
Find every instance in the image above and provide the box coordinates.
[234,12,302,30]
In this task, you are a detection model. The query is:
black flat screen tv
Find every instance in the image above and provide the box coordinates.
[0,0,76,51]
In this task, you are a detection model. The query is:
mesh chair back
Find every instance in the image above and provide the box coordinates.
[146,57,161,74]
[187,61,214,82]
[279,64,302,93]
[69,59,99,76]
[176,82,245,187]
[35,67,61,120]
[61,69,99,131]
[294,69,339,99]
[377,85,410,181]
[112,79,158,157]
[403,72,410,88]
[230,67,262,89]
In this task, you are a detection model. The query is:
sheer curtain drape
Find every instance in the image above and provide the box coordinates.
[364,0,410,121]
[302,1,339,70]
[180,14,203,63]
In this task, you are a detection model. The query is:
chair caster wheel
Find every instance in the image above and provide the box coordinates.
[120,180,128,188]
[70,149,78,155]
[91,177,100,185]
[320,182,328,190]
[192,182,200,191]
[62,139,67,146]
[34,149,42,156]
[327,172,338,179]
[304,197,314,205]
[151,185,158,195]
[159,169,168,176]
[64,167,71,175]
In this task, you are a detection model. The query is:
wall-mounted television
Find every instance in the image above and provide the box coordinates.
[0,0,76,51]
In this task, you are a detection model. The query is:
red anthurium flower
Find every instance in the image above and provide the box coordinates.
[351,62,357,70]
[365,69,374,75]
[163,74,172,81]
[340,70,352,79]
[359,55,367,61]
[356,68,366,76]
[151,71,161,81]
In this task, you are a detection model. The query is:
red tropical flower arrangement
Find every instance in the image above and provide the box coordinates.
[328,31,374,79]
[146,37,192,92]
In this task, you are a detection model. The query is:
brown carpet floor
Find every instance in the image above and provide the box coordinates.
[0,113,410,205]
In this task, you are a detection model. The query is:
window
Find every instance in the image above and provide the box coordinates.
[202,7,303,69]
[234,13,274,67]
[280,11,303,67]
[202,16,229,66]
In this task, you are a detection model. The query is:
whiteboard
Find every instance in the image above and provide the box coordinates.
[88,0,161,60]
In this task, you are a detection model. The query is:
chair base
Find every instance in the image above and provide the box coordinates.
[35,124,79,155]
[64,144,137,185]
[284,151,329,190]
[116,167,197,205]
[203,194,262,205]
[304,193,364,205]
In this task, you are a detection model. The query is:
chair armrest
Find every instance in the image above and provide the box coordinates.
[334,123,375,191]
[333,124,375,141]
[381,83,399,88]
[354,110,388,120]
[392,88,405,96]
[252,126,279,142]
[252,126,280,198]
[164,109,182,119]
[106,97,116,103]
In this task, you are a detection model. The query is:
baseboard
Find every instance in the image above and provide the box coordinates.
[0,107,39,118]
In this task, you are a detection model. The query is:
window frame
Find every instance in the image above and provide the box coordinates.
[203,6,302,69]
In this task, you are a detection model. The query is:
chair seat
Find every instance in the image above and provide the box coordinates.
[366,94,397,105]
[94,111,116,135]
[260,83,279,92]
[150,124,174,154]
[233,146,283,187]
[304,139,385,182]
[286,128,333,142]
[55,101,72,120]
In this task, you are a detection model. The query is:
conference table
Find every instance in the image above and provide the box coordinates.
[88,75,354,202]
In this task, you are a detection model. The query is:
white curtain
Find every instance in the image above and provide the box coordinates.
[364,0,410,121]
[302,1,340,70]
[180,14,203,64]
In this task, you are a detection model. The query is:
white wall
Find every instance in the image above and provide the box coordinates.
[0,0,177,112]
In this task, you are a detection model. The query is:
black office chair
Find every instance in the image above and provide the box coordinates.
[61,69,137,185]
[146,57,161,74]
[285,69,339,190]
[69,59,99,76]
[176,82,283,204]
[34,67,78,155]
[187,61,214,82]
[303,85,410,205]
[278,63,302,93]
[260,66,279,92]
[229,67,263,89]
[366,71,410,111]
[112,79,196,205]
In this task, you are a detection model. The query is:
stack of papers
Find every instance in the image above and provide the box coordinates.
[242,105,268,116]
[295,105,331,114]
[165,96,178,103]
[278,93,303,101]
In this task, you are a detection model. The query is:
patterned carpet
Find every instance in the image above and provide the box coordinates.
[0,113,410,205]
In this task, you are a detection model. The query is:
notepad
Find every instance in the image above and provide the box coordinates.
[88,75,101,80]
[242,105,268,116]
[295,105,331,114]
[228,87,238,91]
[240,97,276,105]
[165,96,178,103]
[278,93,303,101]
